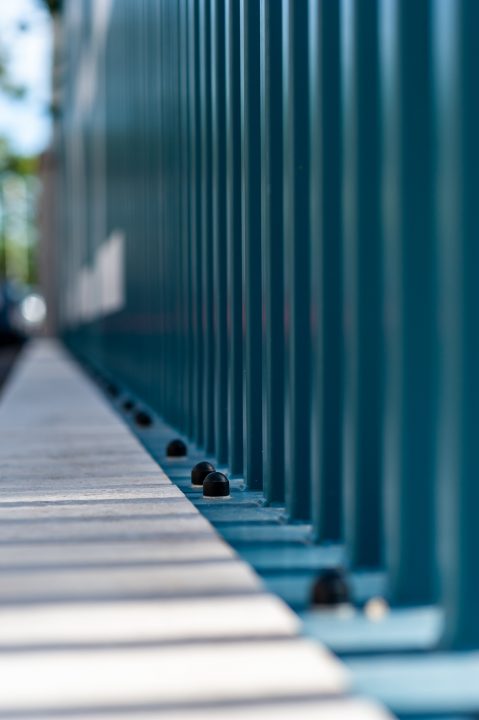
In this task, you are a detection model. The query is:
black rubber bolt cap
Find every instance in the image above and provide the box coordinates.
[135,410,153,428]
[122,399,135,412]
[191,461,216,486]
[106,382,119,398]
[166,438,187,457]
[310,568,350,607]
[203,471,230,498]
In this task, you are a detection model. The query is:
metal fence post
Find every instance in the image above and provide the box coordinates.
[225,0,244,475]
[211,0,229,465]
[308,0,343,542]
[260,0,285,504]
[282,0,311,520]
[380,0,437,605]
[240,0,263,490]
[200,0,216,454]
[179,0,194,438]
[341,0,383,567]
[434,0,479,649]
[189,0,204,448]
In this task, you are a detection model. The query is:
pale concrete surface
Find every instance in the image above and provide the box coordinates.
[0,341,391,718]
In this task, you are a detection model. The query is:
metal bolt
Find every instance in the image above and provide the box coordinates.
[166,438,187,457]
[191,461,216,486]
[203,471,230,498]
[310,568,350,607]
[106,382,119,398]
[135,409,153,428]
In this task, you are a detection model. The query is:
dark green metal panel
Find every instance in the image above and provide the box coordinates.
[260,0,285,504]
[282,0,311,520]
[341,0,383,567]
[308,0,343,542]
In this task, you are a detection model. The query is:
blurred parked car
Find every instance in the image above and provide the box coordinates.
[0,280,46,345]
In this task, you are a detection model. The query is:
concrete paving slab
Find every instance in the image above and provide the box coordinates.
[0,341,391,719]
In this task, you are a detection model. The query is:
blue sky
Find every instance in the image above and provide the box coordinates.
[0,0,52,155]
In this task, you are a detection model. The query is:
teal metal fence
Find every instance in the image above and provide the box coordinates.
[55,0,479,694]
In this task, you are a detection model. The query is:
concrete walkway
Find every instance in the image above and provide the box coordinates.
[0,341,391,719]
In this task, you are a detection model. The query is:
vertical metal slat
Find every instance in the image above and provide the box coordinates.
[282,0,311,520]
[200,0,216,454]
[211,0,229,464]
[225,0,244,475]
[260,0,285,504]
[240,0,263,490]
[308,0,343,542]
[341,0,383,567]
[434,0,479,649]
[380,0,437,605]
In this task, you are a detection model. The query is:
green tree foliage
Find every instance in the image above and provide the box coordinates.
[0,45,26,101]
[0,15,42,284]
[0,138,38,284]
[0,138,37,177]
